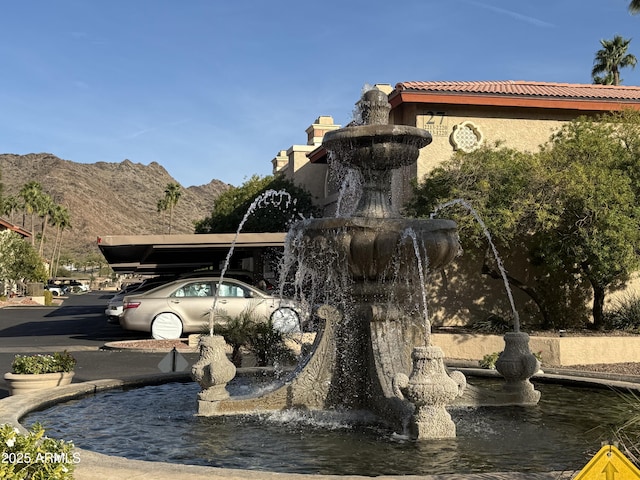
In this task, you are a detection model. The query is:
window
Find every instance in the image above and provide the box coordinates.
[215,282,247,298]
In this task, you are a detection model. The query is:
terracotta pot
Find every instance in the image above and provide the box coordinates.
[4,371,74,395]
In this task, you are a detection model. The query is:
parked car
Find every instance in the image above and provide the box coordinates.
[44,284,67,296]
[120,277,303,339]
[105,277,173,324]
[66,280,89,293]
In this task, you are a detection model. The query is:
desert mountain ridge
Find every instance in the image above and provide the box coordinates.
[0,153,231,260]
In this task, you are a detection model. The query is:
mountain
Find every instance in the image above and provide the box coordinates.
[0,153,230,260]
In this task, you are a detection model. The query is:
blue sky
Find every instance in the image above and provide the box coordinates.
[1,0,639,187]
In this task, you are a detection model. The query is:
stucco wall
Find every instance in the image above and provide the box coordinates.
[433,333,640,367]
[414,106,572,178]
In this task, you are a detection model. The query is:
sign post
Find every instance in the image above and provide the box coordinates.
[158,347,189,373]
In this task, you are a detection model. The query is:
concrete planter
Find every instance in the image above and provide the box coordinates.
[4,371,75,395]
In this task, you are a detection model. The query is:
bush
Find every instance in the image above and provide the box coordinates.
[604,292,640,332]
[479,350,542,369]
[11,352,76,374]
[247,322,296,367]
[0,423,77,479]
[214,307,296,367]
[43,291,53,306]
[468,314,512,334]
[479,352,501,369]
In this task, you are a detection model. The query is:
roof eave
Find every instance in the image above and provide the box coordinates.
[389,90,640,112]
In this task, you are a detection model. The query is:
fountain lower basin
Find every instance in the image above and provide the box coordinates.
[22,377,633,476]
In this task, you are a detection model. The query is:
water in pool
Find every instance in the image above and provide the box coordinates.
[24,378,635,476]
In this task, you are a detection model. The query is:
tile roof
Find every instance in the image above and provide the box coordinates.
[395,80,640,101]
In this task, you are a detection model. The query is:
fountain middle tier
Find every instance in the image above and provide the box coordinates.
[289,216,460,284]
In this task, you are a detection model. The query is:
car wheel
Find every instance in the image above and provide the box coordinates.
[271,307,300,334]
[151,313,183,340]
[50,291,59,296]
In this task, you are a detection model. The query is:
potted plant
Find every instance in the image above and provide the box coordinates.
[4,351,76,395]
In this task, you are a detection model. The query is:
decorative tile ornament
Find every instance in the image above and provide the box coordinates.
[451,121,483,152]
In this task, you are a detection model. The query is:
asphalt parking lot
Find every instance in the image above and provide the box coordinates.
[0,291,200,399]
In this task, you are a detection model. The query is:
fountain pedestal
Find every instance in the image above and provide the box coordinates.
[191,335,237,414]
[393,346,466,439]
[495,332,541,404]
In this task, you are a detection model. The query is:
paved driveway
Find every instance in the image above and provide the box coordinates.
[0,291,200,399]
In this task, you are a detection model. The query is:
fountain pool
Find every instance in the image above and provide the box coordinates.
[24,377,633,476]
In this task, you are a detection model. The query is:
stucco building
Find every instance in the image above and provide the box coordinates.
[275,80,640,212]
[272,80,640,327]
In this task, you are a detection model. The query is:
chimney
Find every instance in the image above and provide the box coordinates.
[305,116,340,146]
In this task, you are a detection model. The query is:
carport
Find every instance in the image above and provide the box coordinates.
[97,233,287,276]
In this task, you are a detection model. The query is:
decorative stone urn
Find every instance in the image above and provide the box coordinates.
[494,331,541,404]
[191,335,236,404]
[393,346,466,439]
[4,371,74,395]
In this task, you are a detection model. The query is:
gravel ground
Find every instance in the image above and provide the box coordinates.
[567,362,640,376]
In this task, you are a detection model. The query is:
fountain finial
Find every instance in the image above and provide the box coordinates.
[358,88,391,126]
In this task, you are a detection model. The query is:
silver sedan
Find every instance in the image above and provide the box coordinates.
[120,277,302,339]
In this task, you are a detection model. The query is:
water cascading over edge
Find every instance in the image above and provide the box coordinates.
[193,87,467,438]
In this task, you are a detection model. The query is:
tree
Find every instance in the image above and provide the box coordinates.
[195,175,320,234]
[407,112,640,330]
[535,113,640,328]
[157,183,182,234]
[49,205,71,278]
[0,231,47,290]
[592,35,637,85]
[630,0,640,14]
[1,196,19,224]
[19,181,44,245]
[36,192,54,256]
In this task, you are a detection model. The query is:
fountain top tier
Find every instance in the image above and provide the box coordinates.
[322,88,431,170]
[322,88,432,218]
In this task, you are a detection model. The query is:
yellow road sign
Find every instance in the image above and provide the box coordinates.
[574,444,640,480]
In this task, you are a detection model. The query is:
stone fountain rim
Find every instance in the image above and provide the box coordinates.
[4,371,630,480]
[292,216,457,231]
[323,123,433,146]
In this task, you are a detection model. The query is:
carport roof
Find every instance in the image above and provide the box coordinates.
[97,233,287,275]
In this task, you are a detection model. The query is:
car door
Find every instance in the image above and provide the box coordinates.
[212,280,264,320]
[168,280,214,328]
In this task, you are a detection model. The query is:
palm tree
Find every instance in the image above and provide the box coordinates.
[592,35,637,85]
[50,205,71,278]
[159,183,182,234]
[1,195,19,224]
[19,181,44,245]
[630,0,640,14]
[156,198,168,233]
[37,193,54,256]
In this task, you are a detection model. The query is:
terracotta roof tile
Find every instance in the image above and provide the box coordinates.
[395,81,640,101]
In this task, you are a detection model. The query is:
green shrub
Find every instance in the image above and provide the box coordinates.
[247,321,296,367]
[479,351,501,369]
[479,350,542,369]
[11,352,76,374]
[43,291,53,306]
[0,423,77,479]
[604,292,640,332]
[468,314,512,334]
[213,307,296,367]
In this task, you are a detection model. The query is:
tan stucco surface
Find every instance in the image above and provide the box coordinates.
[433,333,640,366]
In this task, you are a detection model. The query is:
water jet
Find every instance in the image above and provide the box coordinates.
[192,87,539,439]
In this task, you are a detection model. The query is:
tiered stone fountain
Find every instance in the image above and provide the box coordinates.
[192,87,540,439]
